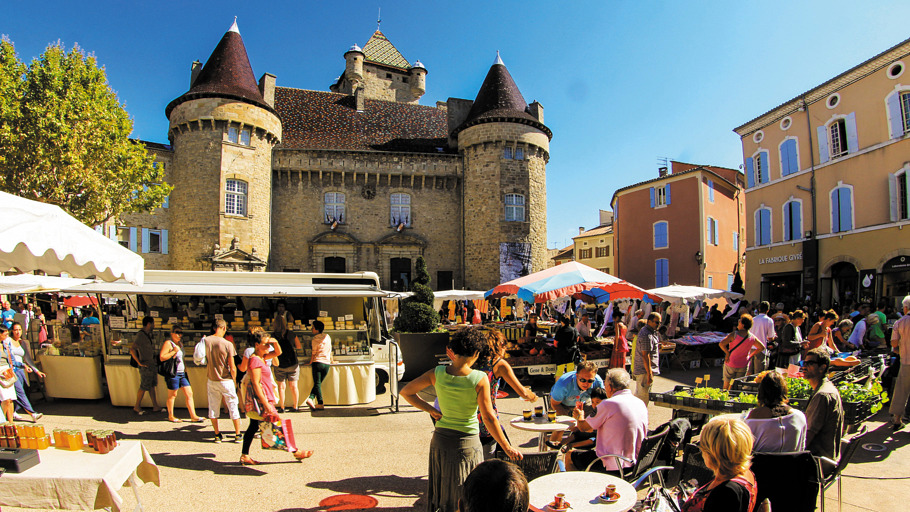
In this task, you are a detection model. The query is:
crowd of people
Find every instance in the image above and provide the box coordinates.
[0,298,48,423]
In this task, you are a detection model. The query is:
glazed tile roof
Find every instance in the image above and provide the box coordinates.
[455,59,551,139]
[166,24,274,117]
[274,87,452,153]
[362,30,410,69]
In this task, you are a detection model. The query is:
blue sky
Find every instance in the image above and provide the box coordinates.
[4,1,910,249]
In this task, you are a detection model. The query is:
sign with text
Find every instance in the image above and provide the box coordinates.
[109,316,126,329]
[758,253,802,265]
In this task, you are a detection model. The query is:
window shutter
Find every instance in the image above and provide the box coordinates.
[817,126,830,164]
[163,195,169,208]
[161,230,169,255]
[649,187,655,208]
[780,142,790,176]
[840,188,853,230]
[129,227,137,252]
[708,180,714,201]
[889,173,899,221]
[108,225,117,241]
[760,152,770,183]
[761,210,771,245]
[784,205,791,241]
[666,183,671,205]
[746,157,755,188]
[888,93,905,139]
[713,219,719,246]
[831,190,841,233]
[793,203,801,240]
[845,112,858,154]
[141,228,150,254]
[788,139,799,174]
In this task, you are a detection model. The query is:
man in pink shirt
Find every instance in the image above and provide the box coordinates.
[566,368,648,473]
[889,295,910,431]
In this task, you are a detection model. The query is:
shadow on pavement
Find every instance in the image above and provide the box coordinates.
[144,451,272,476]
[276,475,427,511]
[849,419,910,465]
[309,407,381,418]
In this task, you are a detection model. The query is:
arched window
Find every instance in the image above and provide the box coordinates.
[783,199,802,241]
[817,114,857,163]
[885,89,910,139]
[655,259,669,287]
[324,192,345,224]
[504,194,525,221]
[653,221,668,249]
[746,150,770,188]
[830,185,853,233]
[225,179,248,216]
[390,193,411,227]
[779,138,800,176]
[754,207,771,246]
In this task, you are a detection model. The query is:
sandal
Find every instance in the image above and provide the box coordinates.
[189,417,206,423]
[240,455,260,465]
[293,449,314,460]
[168,418,183,423]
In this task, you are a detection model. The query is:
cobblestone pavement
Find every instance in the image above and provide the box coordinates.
[3,365,907,511]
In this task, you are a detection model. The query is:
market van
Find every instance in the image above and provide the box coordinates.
[63,270,403,408]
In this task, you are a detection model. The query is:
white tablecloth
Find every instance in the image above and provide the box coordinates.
[529,471,637,512]
[0,440,159,511]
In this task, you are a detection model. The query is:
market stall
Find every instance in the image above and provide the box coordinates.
[64,270,395,407]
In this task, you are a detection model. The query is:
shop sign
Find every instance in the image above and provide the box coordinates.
[758,253,802,265]
[883,256,910,273]
[109,316,126,328]
[859,269,876,303]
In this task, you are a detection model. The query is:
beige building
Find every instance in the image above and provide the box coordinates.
[734,37,910,310]
[117,22,552,291]
[572,211,615,274]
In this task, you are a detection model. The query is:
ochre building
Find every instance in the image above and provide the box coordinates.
[119,21,552,291]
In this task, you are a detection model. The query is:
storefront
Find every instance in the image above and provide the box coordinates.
[881,255,910,309]
[745,244,805,311]
[55,270,398,408]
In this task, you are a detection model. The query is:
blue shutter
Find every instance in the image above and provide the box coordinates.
[793,203,801,240]
[649,187,655,208]
[141,228,150,254]
[129,227,137,252]
[761,210,771,245]
[666,183,671,205]
[760,152,770,183]
[163,194,169,208]
[161,230,169,255]
[780,142,790,176]
[817,126,830,164]
[784,204,791,241]
[746,158,755,188]
[888,93,905,139]
[831,190,840,233]
[108,225,117,241]
[845,112,858,154]
[713,219,719,246]
[839,188,853,231]
[788,139,799,174]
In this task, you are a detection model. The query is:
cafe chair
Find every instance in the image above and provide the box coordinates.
[632,466,674,490]
[815,425,868,512]
[586,425,670,486]
[751,451,819,512]
[676,443,714,488]
[497,450,562,481]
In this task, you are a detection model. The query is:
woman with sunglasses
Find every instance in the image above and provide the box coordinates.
[159,327,204,423]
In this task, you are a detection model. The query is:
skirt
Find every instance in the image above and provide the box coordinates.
[427,427,483,512]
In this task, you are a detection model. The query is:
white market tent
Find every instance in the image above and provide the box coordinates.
[0,191,144,286]
[647,285,743,304]
[0,274,92,294]
[432,289,486,310]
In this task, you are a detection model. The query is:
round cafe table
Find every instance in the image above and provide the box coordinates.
[510,415,575,452]
[529,471,637,512]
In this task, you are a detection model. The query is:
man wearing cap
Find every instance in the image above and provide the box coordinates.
[889,295,910,431]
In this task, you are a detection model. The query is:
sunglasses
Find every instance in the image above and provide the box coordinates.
[801,359,821,366]
[578,377,595,383]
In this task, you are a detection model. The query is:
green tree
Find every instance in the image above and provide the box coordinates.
[394,256,440,333]
[0,38,170,226]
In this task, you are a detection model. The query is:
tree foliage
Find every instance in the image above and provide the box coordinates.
[0,37,170,226]
[394,256,440,333]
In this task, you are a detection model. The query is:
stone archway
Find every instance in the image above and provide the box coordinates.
[376,233,426,290]
[310,231,360,273]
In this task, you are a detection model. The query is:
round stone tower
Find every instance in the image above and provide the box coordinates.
[454,53,552,290]
[165,20,281,270]
[344,44,365,91]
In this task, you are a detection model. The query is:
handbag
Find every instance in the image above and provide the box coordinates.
[260,418,298,452]
[157,351,179,379]
[244,378,279,422]
[0,341,17,389]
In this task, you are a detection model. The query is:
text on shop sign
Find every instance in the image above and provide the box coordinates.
[759,253,802,264]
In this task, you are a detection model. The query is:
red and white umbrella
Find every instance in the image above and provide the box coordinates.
[485,261,661,304]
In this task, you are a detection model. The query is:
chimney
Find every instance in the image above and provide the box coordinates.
[658,166,668,177]
[578,226,585,235]
[190,60,203,88]
[528,101,544,123]
[354,88,365,112]
[258,73,276,108]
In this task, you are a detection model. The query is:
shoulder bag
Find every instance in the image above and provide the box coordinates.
[0,340,18,389]
[157,341,179,379]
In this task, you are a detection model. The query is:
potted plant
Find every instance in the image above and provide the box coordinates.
[392,256,449,380]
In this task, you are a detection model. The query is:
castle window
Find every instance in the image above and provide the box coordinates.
[390,193,411,227]
[386,73,392,79]
[402,77,409,83]
[239,129,251,146]
[325,192,345,224]
[228,127,238,143]
[504,193,525,221]
[515,148,524,160]
[225,179,248,216]
[503,147,512,159]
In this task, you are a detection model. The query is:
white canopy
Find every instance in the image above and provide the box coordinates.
[647,285,743,304]
[432,290,486,310]
[0,274,92,294]
[0,192,144,286]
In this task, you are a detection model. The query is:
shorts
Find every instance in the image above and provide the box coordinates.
[274,365,300,382]
[207,379,241,420]
[138,365,158,391]
[166,372,191,391]
[634,374,651,404]
[723,364,747,383]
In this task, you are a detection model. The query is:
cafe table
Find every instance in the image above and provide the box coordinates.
[510,415,575,452]
[529,471,638,512]
[0,440,159,512]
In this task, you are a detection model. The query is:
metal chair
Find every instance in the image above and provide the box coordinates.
[497,450,562,481]
[586,424,670,486]
[815,425,868,512]
[751,451,819,512]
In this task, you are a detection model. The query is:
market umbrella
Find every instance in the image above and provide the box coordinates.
[485,261,662,304]
[63,295,99,307]
[0,191,144,285]
[645,285,744,304]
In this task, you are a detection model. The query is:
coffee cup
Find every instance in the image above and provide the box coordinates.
[523,410,532,421]
[547,410,557,421]
[534,406,544,417]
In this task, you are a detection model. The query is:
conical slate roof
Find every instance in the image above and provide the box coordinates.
[362,30,410,69]
[456,54,551,139]
[166,20,275,117]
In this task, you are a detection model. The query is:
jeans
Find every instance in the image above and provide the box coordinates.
[13,367,35,414]
[310,362,330,404]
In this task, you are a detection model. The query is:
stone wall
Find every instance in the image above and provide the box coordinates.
[118,147,174,269]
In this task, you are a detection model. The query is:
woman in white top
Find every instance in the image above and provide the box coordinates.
[743,371,807,453]
[159,327,204,423]
[0,327,17,422]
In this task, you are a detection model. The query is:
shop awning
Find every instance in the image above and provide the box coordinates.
[0,274,92,294]
[646,285,744,304]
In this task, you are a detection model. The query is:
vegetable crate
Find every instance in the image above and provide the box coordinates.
[651,385,757,414]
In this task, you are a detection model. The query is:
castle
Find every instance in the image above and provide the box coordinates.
[123,20,552,291]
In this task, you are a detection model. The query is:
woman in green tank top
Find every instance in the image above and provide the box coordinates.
[402,327,522,512]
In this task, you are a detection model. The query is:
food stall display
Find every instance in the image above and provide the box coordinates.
[62,270,396,408]
[36,322,106,400]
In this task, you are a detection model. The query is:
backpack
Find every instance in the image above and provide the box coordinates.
[654,417,693,467]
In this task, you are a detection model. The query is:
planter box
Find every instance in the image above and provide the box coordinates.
[844,399,879,426]
[394,331,451,381]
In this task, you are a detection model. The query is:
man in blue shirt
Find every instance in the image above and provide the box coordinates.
[1,302,15,329]
[547,361,604,447]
